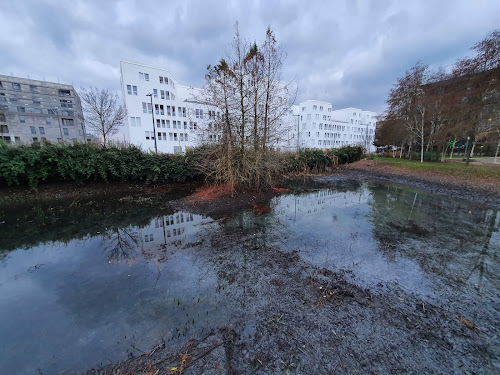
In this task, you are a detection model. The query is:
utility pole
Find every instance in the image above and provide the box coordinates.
[293,114,300,151]
[146,93,158,153]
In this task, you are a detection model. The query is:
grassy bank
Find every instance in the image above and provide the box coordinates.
[375,157,500,180]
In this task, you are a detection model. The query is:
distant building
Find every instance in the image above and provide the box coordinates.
[118,61,376,153]
[118,61,208,154]
[0,75,85,144]
[283,100,377,152]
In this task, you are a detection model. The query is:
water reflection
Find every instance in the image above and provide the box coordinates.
[0,181,499,375]
[101,227,140,262]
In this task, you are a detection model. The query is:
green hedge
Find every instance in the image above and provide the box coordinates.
[283,146,364,173]
[0,143,200,187]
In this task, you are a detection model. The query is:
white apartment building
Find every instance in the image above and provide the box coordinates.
[119,61,376,154]
[283,100,377,153]
[119,60,214,154]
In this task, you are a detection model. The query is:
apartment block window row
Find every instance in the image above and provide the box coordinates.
[157,132,189,142]
[126,85,138,95]
[130,116,142,126]
[159,76,174,88]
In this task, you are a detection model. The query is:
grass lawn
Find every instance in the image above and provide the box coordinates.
[375,157,500,180]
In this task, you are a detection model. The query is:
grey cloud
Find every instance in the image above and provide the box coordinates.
[1,0,499,114]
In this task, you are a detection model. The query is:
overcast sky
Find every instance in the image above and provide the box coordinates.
[1,0,499,114]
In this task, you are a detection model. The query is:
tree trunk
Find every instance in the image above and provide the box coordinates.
[495,141,500,164]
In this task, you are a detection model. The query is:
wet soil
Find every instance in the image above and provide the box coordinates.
[346,160,500,209]
[83,223,497,375]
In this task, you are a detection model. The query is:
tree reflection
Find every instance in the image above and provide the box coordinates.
[101,227,140,262]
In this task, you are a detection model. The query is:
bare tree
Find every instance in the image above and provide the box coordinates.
[79,86,127,146]
[452,29,500,165]
[200,24,294,190]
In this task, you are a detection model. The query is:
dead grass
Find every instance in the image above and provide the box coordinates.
[186,184,234,203]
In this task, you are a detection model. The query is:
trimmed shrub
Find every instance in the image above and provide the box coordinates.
[0,143,200,187]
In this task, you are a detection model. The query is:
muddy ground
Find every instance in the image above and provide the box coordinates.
[83,219,497,375]
[80,170,498,375]
[2,162,498,374]
[347,160,500,209]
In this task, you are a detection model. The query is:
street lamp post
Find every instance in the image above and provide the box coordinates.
[53,107,63,141]
[146,93,158,153]
[293,114,300,151]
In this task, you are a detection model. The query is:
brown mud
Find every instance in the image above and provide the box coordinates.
[346,160,500,208]
[83,222,497,375]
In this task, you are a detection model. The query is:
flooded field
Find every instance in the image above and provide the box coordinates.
[0,179,498,374]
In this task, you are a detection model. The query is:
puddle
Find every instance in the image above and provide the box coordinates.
[0,180,498,374]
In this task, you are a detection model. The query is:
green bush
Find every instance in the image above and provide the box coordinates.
[282,146,363,174]
[0,143,200,187]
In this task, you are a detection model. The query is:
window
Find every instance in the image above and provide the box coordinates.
[18,106,25,112]
[156,119,160,128]
[157,132,162,140]
[133,86,137,95]
[39,127,45,134]
[161,90,165,99]
[0,93,5,102]
[313,105,317,110]
[33,97,41,104]
[47,109,55,115]
[63,128,69,136]
[159,76,163,84]
[130,116,141,127]
[172,107,176,116]
[166,120,170,128]
[32,137,38,142]
[161,119,166,128]
[12,83,21,90]
[315,114,319,120]
[147,103,152,114]
[58,89,71,96]
[0,124,8,133]
[164,77,168,84]
[127,85,132,95]
[19,115,26,123]
[145,73,149,81]
[0,113,5,122]
[167,106,171,116]
[153,89,158,98]
[180,133,184,141]
[45,117,51,125]
[139,72,144,80]
[62,118,74,126]
[160,105,164,115]
[169,133,173,141]
[142,102,147,113]
[320,106,323,111]
[30,85,39,93]
[30,126,36,134]
[155,104,159,115]
[165,91,170,100]
[302,107,305,111]
[185,133,188,141]
[145,131,150,140]
[182,107,186,117]
[196,109,203,118]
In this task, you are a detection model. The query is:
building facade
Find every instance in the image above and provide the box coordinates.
[119,61,210,154]
[283,100,377,152]
[119,61,377,154]
[0,75,85,144]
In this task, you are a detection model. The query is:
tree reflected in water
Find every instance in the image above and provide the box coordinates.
[101,227,140,262]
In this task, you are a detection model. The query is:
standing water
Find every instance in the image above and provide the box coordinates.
[0,180,498,374]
